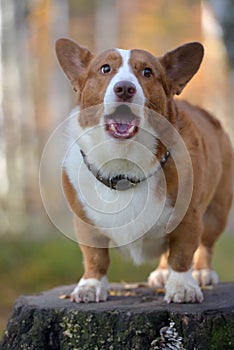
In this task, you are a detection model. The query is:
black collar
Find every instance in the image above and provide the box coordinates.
[80,149,170,191]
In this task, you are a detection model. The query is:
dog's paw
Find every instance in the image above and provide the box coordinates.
[70,276,109,303]
[148,268,169,288]
[165,269,204,303]
[192,269,219,286]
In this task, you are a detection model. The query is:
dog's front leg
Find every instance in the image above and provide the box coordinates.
[70,215,110,303]
[165,214,204,303]
[71,244,110,303]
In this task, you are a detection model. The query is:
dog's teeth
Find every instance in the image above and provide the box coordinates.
[129,125,135,133]
[110,124,116,132]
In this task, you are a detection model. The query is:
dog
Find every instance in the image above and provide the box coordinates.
[55,38,233,303]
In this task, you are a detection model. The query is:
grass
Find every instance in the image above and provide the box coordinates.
[0,231,234,336]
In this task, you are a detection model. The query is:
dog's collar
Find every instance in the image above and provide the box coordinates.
[80,149,170,191]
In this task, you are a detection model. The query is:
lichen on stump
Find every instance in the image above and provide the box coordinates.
[1,283,234,350]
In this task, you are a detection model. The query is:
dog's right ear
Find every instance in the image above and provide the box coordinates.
[55,38,94,92]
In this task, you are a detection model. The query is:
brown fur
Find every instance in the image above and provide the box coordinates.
[56,39,234,299]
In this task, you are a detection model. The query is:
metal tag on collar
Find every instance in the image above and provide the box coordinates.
[111,177,136,191]
[160,150,170,166]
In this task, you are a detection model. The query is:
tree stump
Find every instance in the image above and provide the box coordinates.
[1,282,234,350]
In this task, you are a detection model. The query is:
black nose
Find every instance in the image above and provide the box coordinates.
[114,81,136,101]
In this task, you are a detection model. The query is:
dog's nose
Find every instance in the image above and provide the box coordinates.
[114,81,136,101]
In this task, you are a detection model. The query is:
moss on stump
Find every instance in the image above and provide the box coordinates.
[1,283,234,350]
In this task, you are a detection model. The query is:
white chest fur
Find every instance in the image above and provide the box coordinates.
[64,130,172,265]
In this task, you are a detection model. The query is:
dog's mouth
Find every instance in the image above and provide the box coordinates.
[104,105,140,139]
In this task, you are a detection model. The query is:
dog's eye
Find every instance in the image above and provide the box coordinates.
[100,64,111,74]
[142,67,153,78]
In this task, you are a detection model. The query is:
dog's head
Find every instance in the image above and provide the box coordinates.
[55,39,203,176]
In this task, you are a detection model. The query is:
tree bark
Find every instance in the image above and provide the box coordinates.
[1,283,234,350]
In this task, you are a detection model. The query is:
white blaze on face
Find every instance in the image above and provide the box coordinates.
[103,49,145,117]
[70,48,158,182]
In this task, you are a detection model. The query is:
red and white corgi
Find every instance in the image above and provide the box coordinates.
[55,38,233,303]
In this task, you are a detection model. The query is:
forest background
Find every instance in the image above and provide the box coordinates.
[1,0,234,334]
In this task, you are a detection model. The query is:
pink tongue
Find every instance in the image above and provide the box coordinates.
[116,123,130,133]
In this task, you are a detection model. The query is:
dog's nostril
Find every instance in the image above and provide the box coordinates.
[116,86,124,94]
[128,86,136,95]
[114,81,136,100]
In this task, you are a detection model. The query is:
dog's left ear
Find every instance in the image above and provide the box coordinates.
[160,42,204,95]
[55,38,94,92]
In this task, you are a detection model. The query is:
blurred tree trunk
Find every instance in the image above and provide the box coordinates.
[27,0,71,132]
[202,1,234,125]
[206,0,234,231]
[0,0,71,235]
[209,0,234,77]
[0,0,34,233]
[49,0,70,125]
[27,0,52,147]
[94,0,119,51]
[208,0,234,140]
[0,0,9,233]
